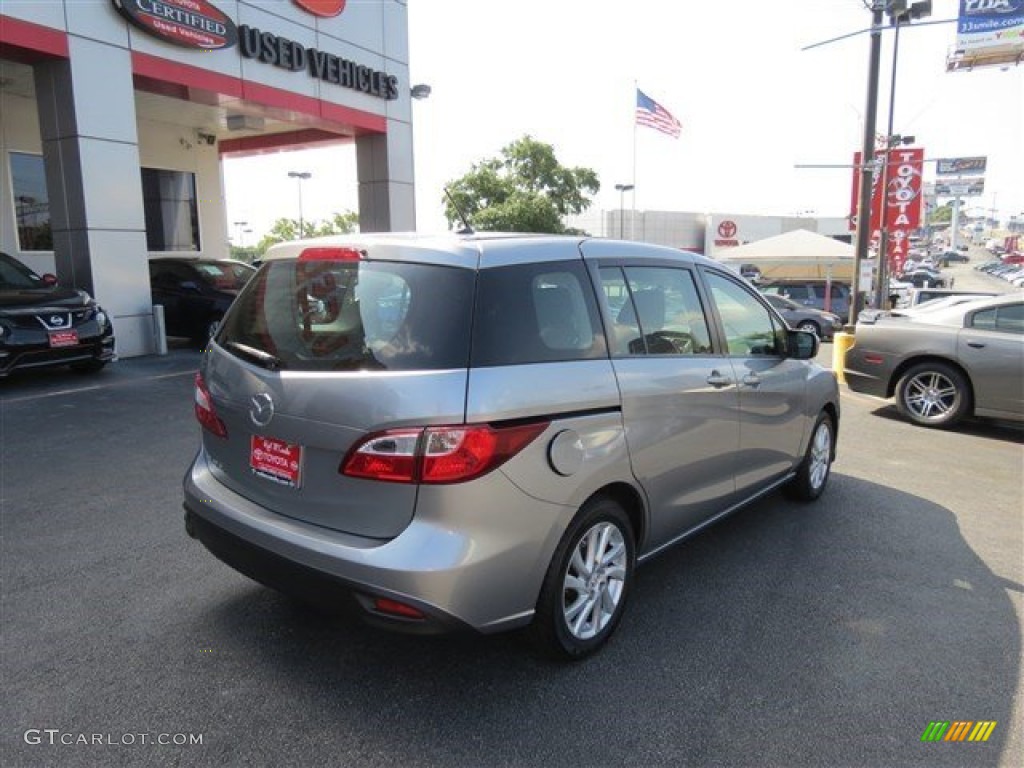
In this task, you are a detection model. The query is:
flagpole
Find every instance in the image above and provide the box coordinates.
[631,80,637,240]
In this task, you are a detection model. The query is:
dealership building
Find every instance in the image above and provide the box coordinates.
[0,0,413,357]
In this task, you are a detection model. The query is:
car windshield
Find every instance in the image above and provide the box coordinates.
[0,253,45,290]
[194,261,256,291]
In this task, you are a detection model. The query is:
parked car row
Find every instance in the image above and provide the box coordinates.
[975,257,1024,289]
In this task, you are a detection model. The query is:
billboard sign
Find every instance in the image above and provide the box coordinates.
[936,156,987,175]
[956,0,1024,50]
[935,177,986,196]
[949,0,1024,69]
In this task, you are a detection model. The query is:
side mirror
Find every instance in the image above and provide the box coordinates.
[787,329,819,360]
[41,273,58,287]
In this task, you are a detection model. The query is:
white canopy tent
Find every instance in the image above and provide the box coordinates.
[716,229,856,280]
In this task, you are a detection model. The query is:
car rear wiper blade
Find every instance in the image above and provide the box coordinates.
[225,341,286,371]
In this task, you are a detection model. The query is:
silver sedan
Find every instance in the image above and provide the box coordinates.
[844,294,1023,428]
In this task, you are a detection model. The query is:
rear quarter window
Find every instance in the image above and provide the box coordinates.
[471,261,606,367]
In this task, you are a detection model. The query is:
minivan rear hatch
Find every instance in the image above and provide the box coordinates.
[199,253,475,539]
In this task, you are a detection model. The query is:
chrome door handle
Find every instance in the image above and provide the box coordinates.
[742,374,761,388]
[706,371,732,388]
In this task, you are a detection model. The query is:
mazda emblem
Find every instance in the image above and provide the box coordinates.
[249,393,275,427]
[50,315,65,326]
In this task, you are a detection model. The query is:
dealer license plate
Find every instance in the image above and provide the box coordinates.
[48,330,79,348]
[249,435,303,488]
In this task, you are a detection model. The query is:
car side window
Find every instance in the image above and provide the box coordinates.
[971,304,1023,334]
[600,266,713,356]
[705,272,783,357]
[152,263,191,287]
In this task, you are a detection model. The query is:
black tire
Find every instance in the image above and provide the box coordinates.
[895,361,971,428]
[785,412,834,501]
[796,320,821,337]
[70,359,106,375]
[528,496,635,661]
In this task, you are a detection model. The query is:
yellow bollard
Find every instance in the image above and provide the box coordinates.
[832,331,854,384]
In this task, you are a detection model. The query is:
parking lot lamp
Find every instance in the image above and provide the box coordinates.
[614,183,634,239]
[287,171,312,237]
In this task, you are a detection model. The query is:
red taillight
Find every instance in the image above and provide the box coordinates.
[194,373,228,438]
[373,598,425,620]
[864,353,884,365]
[341,421,549,484]
[298,246,363,262]
[342,429,421,483]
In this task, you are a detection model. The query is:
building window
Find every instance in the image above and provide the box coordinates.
[9,152,52,251]
[141,168,200,251]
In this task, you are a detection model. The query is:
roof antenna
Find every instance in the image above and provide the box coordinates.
[444,187,475,235]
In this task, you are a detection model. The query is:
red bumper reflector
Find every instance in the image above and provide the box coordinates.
[373,598,425,620]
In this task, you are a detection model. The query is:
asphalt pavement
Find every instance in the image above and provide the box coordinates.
[1,335,1021,767]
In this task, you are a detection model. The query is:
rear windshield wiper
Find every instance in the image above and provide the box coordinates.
[225,341,286,371]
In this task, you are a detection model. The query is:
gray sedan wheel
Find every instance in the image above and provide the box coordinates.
[529,497,634,660]
[895,362,971,428]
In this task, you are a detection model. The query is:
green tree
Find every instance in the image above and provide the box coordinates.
[928,201,953,225]
[443,136,599,234]
[254,211,359,255]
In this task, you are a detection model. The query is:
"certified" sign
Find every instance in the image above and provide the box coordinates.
[113,0,238,50]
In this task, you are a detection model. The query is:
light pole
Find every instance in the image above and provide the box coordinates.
[874,0,931,310]
[849,2,886,327]
[287,171,312,237]
[614,183,634,239]
[232,220,248,246]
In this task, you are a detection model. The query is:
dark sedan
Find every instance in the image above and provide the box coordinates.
[899,269,946,288]
[939,250,969,266]
[149,258,256,343]
[762,293,844,340]
[0,252,115,377]
[845,294,1023,428]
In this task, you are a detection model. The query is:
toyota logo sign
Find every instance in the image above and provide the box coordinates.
[292,0,346,17]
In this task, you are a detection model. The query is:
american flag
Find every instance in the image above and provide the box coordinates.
[636,89,681,138]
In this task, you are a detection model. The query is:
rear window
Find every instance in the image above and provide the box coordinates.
[471,261,605,367]
[217,259,474,371]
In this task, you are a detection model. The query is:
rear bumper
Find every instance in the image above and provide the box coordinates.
[843,348,894,399]
[184,448,571,635]
[183,504,468,634]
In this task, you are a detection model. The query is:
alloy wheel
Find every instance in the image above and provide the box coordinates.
[561,522,627,640]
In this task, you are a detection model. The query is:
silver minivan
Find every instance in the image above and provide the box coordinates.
[184,233,839,658]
